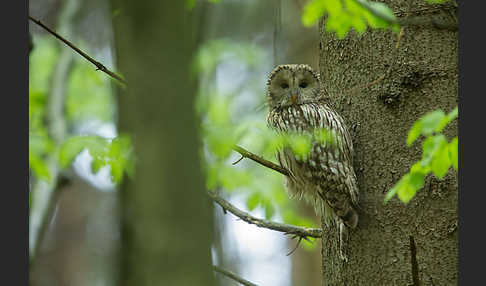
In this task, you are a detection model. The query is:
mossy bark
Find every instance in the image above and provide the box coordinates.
[318,1,457,285]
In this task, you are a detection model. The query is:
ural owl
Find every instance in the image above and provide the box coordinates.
[266,64,359,261]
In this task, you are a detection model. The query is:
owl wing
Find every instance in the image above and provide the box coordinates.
[296,103,359,206]
[267,102,358,204]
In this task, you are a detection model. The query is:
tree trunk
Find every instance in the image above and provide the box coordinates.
[318,1,458,285]
[111,1,215,285]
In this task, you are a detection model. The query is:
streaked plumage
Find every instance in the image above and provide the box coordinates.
[266,64,359,261]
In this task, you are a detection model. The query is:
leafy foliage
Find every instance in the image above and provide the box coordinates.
[385,107,458,203]
[29,37,59,181]
[302,0,398,38]
[66,55,115,124]
[185,0,221,10]
[59,135,134,184]
[195,40,320,244]
[29,35,132,186]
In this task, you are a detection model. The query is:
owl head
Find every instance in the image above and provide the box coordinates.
[266,64,321,110]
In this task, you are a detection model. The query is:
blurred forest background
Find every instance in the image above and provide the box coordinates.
[29,0,322,285]
[29,0,457,285]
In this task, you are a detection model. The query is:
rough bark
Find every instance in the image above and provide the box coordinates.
[111,1,215,285]
[318,1,457,285]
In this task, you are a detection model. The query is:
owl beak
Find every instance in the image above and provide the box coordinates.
[291,93,297,103]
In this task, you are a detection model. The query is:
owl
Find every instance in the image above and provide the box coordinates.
[266,64,359,261]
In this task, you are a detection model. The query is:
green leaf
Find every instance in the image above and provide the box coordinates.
[395,174,416,203]
[449,137,458,170]
[437,107,458,132]
[421,135,445,167]
[29,154,50,181]
[302,0,396,38]
[410,161,427,174]
[431,138,451,178]
[29,130,54,181]
[421,110,446,135]
[446,106,458,124]
[264,203,275,219]
[288,134,312,158]
[108,135,135,184]
[91,156,106,174]
[408,107,457,145]
[315,128,332,144]
[384,180,400,202]
[59,136,108,169]
[302,0,327,27]
[407,120,423,146]
[246,192,261,211]
[59,135,134,185]
[408,171,425,191]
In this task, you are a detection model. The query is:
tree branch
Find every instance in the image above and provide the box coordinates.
[213,266,259,286]
[232,145,290,177]
[28,15,126,85]
[207,190,322,238]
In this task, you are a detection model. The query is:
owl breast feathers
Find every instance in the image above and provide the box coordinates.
[266,64,359,229]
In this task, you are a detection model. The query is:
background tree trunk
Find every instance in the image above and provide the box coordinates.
[318,1,458,285]
[111,1,215,285]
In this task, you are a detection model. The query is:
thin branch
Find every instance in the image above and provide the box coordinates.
[28,15,126,85]
[207,190,323,238]
[286,236,304,256]
[232,155,244,165]
[213,266,259,286]
[232,145,290,177]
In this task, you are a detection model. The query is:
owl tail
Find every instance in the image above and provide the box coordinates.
[341,206,358,229]
[321,191,359,229]
[337,208,357,262]
[338,220,349,262]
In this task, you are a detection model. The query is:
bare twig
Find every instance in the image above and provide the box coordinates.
[213,266,259,286]
[286,236,304,256]
[232,145,290,177]
[232,155,244,165]
[28,15,126,85]
[207,190,323,238]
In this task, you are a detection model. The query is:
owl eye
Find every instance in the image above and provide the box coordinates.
[299,81,308,88]
[281,83,289,89]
